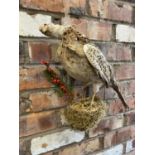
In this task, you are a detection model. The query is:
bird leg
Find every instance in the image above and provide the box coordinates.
[90,92,96,106]
[90,83,103,106]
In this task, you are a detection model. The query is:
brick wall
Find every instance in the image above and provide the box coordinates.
[19,0,135,155]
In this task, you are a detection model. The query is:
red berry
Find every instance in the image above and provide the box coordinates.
[52,79,57,83]
[56,79,61,83]
[40,60,48,65]
[61,85,67,92]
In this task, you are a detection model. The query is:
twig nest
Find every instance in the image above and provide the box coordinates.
[64,97,106,131]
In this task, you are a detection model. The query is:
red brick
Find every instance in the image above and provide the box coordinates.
[89,115,124,137]
[41,138,101,155]
[19,41,25,64]
[116,126,135,144]
[87,0,98,17]
[95,43,132,61]
[19,139,31,155]
[107,96,135,111]
[124,111,135,126]
[104,87,117,100]
[58,138,101,155]
[20,0,64,13]
[72,86,86,101]
[107,97,135,115]
[107,44,132,61]
[104,80,135,100]
[62,17,87,36]
[87,0,104,17]
[29,91,67,112]
[104,126,135,149]
[19,66,58,91]
[62,17,112,41]
[104,131,117,148]
[96,43,132,61]
[63,0,86,13]
[103,0,133,23]
[78,0,86,7]
[96,87,105,100]
[59,144,80,155]
[28,42,51,63]
[65,0,86,8]
[20,0,87,15]
[116,46,132,61]
[120,80,135,97]
[107,99,125,115]
[19,110,61,137]
[20,93,32,115]
[126,96,135,109]
[23,87,84,114]
[87,21,112,41]
[28,41,60,63]
[79,138,101,155]
[20,89,71,115]
[114,64,135,80]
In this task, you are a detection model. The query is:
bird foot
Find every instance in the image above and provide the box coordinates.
[90,93,96,107]
[90,101,94,107]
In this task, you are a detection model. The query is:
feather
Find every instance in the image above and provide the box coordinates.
[83,44,128,108]
[110,79,129,109]
[83,44,112,86]
[39,23,129,109]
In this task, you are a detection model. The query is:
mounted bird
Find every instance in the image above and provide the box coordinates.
[39,23,129,109]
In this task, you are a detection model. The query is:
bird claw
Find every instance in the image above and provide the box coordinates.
[90,101,94,107]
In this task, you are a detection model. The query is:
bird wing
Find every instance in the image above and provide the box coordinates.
[62,27,88,57]
[83,44,113,86]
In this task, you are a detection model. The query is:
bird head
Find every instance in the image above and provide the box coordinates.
[39,24,52,37]
[39,23,69,38]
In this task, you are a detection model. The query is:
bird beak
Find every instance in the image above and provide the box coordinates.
[39,24,51,36]
[39,23,68,37]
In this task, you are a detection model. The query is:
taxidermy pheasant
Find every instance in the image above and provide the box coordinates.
[39,23,129,109]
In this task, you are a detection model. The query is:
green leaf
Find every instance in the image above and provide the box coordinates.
[43,70,52,82]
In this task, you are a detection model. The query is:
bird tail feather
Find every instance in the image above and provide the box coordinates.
[111,79,129,109]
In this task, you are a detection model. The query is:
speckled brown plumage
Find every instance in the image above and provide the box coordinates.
[39,23,129,109]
